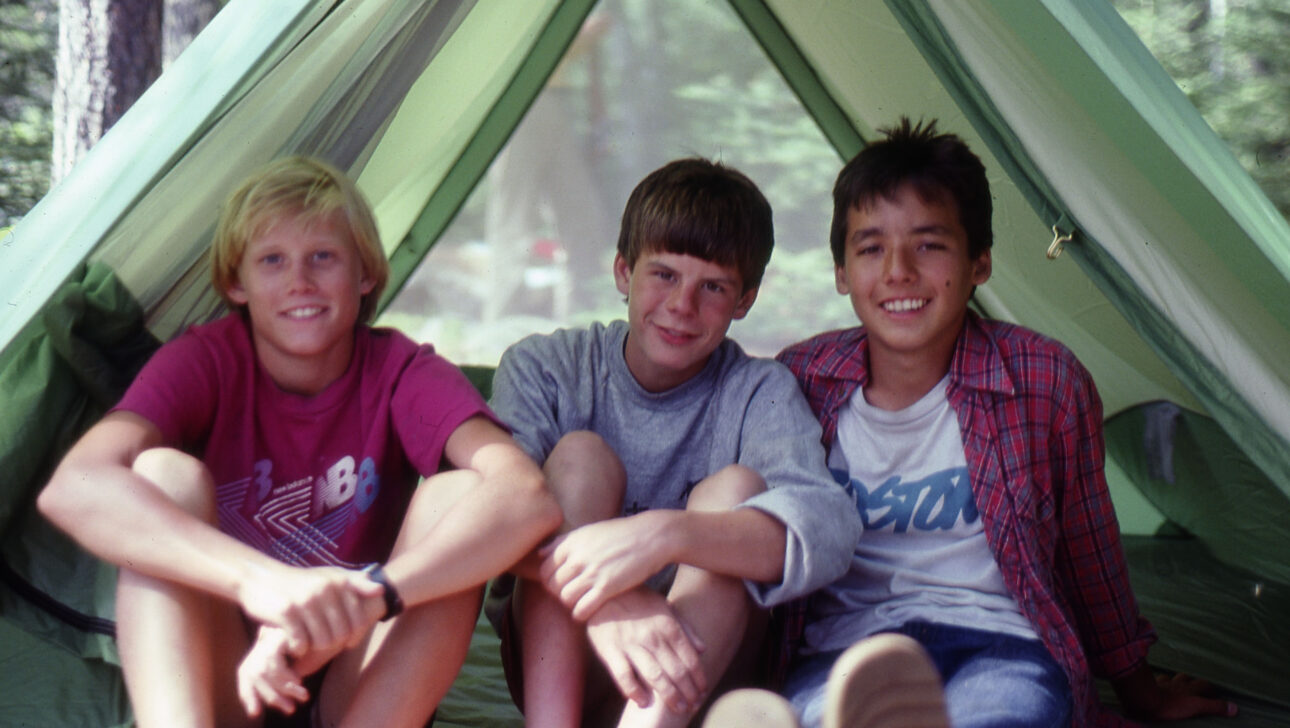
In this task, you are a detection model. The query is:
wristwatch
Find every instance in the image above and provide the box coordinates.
[362,563,405,621]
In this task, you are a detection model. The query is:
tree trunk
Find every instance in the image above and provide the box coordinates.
[162,0,219,68]
[52,0,162,185]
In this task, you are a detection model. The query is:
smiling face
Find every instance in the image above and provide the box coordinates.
[836,183,991,385]
[226,211,374,395]
[614,250,757,393]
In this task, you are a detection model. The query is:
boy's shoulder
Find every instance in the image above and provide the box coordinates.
[361,323,426,362]
[498,320,627,380]
[164,313,252,365]
[960,315,1096,401]
[776,326,866,377]
[967,315,1084,371]
[507,320,620,355]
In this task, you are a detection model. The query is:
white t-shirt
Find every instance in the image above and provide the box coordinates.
[803,377,1037,653]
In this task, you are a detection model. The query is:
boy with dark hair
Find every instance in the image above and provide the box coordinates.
[487,157,861,727]
[767,118,1237,727]
[38,156,562,727]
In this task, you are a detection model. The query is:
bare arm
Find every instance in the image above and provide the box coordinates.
[381,416,562,606]
[37,411,381,653]
[541,506,786,621]
[39,411,279,600]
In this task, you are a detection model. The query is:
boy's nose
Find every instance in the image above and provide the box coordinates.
[666,284,699,315]
[288,262,318,292]
[884,248,915,282]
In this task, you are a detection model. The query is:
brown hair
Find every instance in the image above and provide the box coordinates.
[830,118,993,266]
[617,158,774,291]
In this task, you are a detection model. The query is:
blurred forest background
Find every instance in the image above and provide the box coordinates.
[2,0,1288,362]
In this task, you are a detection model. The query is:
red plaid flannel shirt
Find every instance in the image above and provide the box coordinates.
[776,313,1156,727]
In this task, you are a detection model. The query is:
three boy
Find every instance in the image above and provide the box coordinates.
[485,158,862,727]
[38,156,562,727]
[37,121,1234,728]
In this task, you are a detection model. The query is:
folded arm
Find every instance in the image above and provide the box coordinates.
[38,411,382,654]
[541,503,785,621]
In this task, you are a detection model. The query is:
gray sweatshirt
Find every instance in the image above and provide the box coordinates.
[490,320,860,606]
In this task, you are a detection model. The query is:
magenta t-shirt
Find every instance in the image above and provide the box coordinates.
[115,315,494,568]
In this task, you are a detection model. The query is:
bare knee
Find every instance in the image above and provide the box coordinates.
[132,447,218,523]
[687,465,766,512]
[544,431,625,526]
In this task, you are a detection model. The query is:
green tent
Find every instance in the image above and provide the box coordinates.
[2,0,1288,725]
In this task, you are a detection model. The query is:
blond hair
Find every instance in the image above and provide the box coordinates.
[210,156,389,322]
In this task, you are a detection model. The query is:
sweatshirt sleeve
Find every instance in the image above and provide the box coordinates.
[732,362,861,607]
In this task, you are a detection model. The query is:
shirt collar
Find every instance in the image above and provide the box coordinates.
[817,326,871,389]
[949,311,1016,396]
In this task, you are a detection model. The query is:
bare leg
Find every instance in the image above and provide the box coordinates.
[519,431,626,728]
[319,470,491,728]
[116,448,253,728]
[619,465,766,728]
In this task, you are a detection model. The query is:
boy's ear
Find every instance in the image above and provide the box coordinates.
[226,279,249,306]
[612,253,632,297]
[834,266,851,296]
[971,250,992,286]
[732,286,758,320]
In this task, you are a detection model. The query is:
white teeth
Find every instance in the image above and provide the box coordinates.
[883,299,927,313]
[286,306,323,319]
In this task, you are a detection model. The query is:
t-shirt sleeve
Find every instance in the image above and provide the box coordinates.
[733,363,862,607]
[391,347,500,477]
[112,332,219,447]
[488,335,568,465]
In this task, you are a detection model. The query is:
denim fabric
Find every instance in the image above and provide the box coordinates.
[784,621,1071,728]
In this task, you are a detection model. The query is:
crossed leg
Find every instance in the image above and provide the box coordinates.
[318,470,487,728]
[514,431,767,728]
[115,447,254,728]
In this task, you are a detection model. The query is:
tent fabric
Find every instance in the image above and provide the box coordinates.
[1105,403,1290,587]
[1120,535,1290,712]
[911,0,1290,503]
[2,0,1289,724]
[0,262,156,660]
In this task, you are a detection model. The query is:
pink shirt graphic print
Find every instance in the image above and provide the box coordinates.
[116,315,494,567]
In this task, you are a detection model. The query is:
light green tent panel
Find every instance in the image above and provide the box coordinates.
[918,0,1290,500]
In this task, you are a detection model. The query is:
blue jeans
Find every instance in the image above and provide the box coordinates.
[784,621,1072,728]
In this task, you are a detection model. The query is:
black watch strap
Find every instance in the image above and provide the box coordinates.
[363,563,405,621]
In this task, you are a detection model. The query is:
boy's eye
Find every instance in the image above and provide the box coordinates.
[261,253,283,265]
[703,281,728,295]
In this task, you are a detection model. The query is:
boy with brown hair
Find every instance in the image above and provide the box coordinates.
[769,118,1237,727]
[38,155,562,727]
[486,157,861,727]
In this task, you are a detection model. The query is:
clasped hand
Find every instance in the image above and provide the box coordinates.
[586,587,708,715]
[237,563,386,657]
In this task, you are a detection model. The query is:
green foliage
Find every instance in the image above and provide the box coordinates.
[1112,0,1290,223]
[0,0,55,228]
[607,0,837,249]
